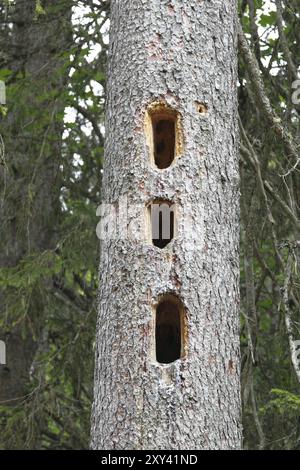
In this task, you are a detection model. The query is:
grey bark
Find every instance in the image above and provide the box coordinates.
[92,0,241,450]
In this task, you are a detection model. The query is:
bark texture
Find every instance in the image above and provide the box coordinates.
[92,0,241,450]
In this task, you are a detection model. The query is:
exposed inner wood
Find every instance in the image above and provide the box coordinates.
[144,101,183,169]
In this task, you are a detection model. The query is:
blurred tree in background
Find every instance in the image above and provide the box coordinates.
[0,0,108,449]
[239,0,300,449]
[0,0,299,449]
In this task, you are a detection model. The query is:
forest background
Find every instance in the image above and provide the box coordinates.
[0,0,300,450]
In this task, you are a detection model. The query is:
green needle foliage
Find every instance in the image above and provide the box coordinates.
[0,0,300,449]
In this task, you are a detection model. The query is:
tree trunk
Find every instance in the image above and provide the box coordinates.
[91,0,241,450]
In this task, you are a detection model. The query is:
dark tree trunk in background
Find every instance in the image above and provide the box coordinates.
[0,0,71,443]
[92,0,241,450]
